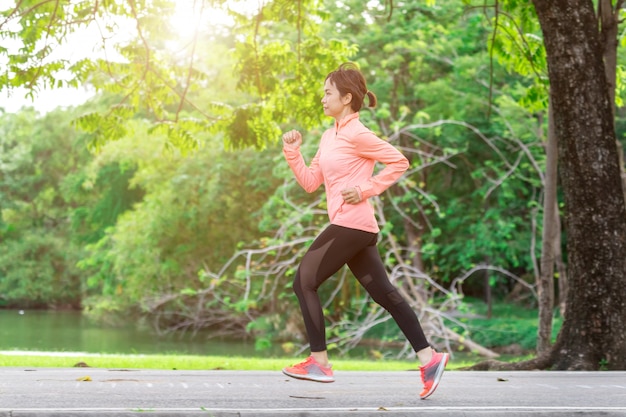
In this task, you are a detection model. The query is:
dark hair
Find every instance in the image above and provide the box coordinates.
[325,62,377,111]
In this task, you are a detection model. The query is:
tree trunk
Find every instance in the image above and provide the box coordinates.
[555,213,568,319]
[537,101,557,355]
[598,0,626,206]
[532,0,626,370]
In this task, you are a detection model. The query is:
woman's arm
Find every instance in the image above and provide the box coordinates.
[282,130,324,193]
[354,132,409,200]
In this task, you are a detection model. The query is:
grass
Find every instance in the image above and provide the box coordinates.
[0,351,493,371]
[0,349,533,371]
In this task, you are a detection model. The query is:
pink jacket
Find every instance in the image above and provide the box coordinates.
[283,112,409,233]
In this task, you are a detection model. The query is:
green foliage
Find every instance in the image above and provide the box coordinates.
[67,161,145,244]
[486,0,548,112]
[2,0,355,150]
[229,1,357,147]
[0,233,82,307]
[5,0,626,358]
[0,108,89,307]
[1,0,546,335]
[77,120,281,312]
[448,298,562,351]
[318,0,546,289]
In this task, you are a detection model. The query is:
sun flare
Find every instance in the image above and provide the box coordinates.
[167,0,263,40]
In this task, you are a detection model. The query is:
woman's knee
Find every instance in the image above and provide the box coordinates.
[293,268,318,297]
[369,286,405,308]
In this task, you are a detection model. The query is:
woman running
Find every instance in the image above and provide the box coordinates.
[281,62,448,399]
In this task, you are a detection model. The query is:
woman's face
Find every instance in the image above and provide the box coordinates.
[321,79,350,119]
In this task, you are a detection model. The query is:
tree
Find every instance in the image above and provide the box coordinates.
[0,109,89,308]
[473,0,626,370]
[533,0,626,370]
[487,0,561,354]
[599,0,626,206]
[0,0,353,150]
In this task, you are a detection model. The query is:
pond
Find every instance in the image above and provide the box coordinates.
[0,309,277,357]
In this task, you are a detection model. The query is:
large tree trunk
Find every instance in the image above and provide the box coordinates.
[531,0,626,370]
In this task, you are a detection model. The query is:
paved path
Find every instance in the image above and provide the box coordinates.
[1,368,625,416]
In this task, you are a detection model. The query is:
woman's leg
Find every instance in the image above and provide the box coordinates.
[347,238,449,399]
[347,238,431,354]
[292,225,374,354]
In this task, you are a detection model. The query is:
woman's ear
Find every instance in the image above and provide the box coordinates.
[342,93,352,106]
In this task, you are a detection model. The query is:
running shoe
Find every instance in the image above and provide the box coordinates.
[282,355,335,383]
[419,351,449,399]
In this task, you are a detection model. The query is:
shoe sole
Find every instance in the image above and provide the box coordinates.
[420,353,449,399]
[282,368,335,383]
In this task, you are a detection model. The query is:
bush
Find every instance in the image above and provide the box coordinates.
[450,298,562,352]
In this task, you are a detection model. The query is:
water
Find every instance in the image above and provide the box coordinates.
[0,309,271,356]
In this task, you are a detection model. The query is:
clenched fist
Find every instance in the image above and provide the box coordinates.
[282,129,302,150]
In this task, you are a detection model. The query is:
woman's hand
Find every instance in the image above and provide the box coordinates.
[282,129,302,149]
[341,187,362,205]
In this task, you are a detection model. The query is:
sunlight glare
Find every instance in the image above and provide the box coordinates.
[167,0,263,40]
[168,1,207,40]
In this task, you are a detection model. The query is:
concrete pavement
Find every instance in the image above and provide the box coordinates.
[1,367,625,416]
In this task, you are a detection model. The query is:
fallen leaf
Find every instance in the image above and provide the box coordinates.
[74,362,90,368]
[76,376,92,382]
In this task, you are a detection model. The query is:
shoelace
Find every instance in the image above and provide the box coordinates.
[294,357,315,369]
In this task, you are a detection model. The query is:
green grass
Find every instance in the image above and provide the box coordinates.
[0,352,489,371]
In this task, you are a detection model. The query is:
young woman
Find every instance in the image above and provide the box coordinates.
[281,63,448,399]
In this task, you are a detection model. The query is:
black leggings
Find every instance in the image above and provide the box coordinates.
[292,224,430,353]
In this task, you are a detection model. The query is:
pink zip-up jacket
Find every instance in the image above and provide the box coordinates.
[283,112,409,233]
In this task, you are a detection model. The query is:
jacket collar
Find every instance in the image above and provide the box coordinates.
[335,112,360,131]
